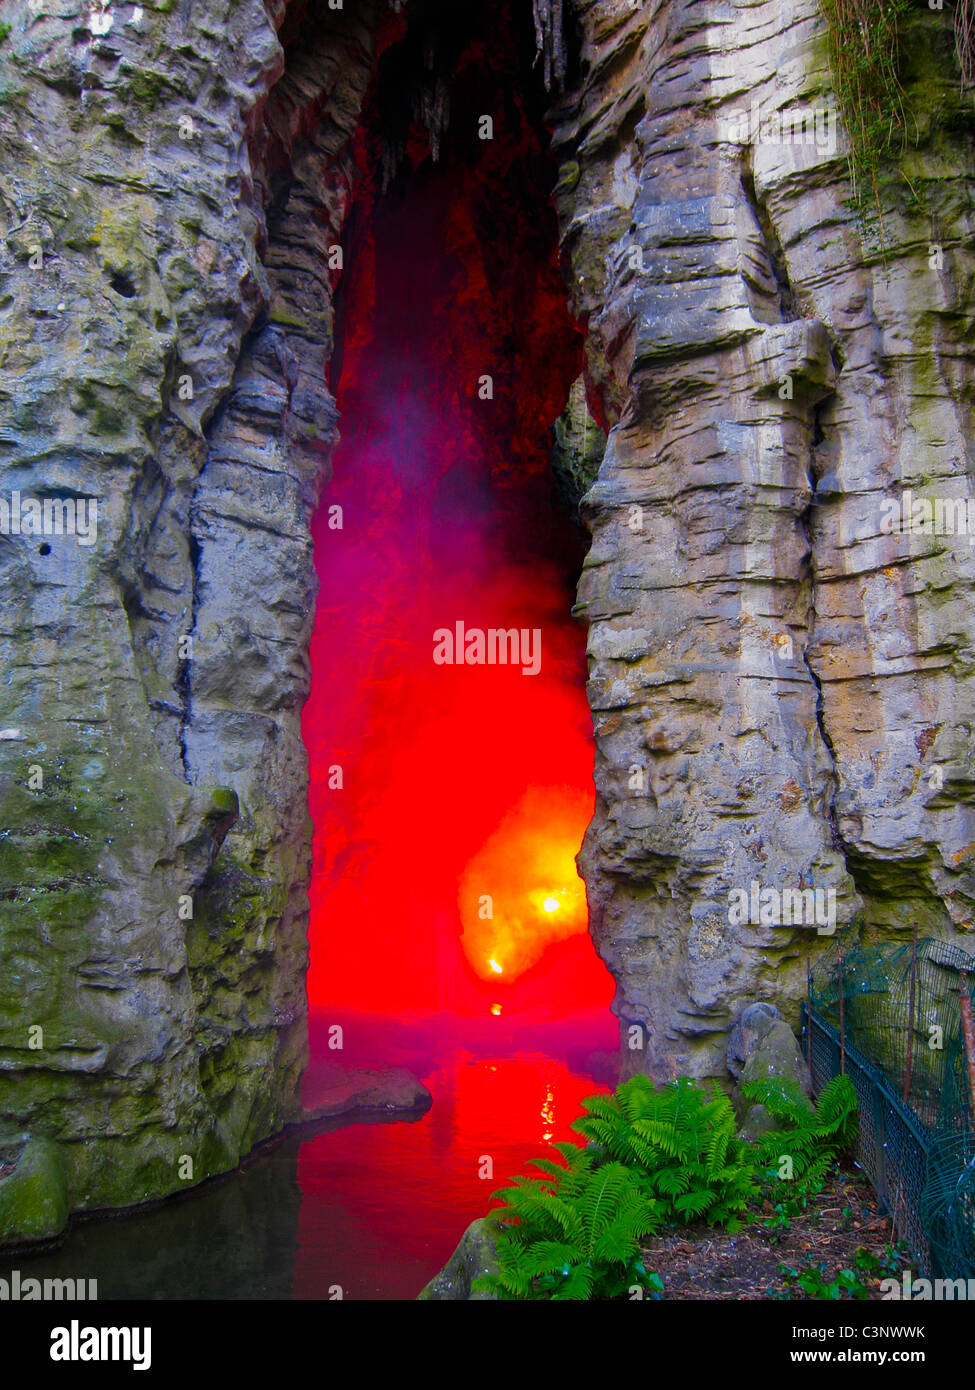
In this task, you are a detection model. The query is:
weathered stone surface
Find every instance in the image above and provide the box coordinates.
[0,0,380,1234]
[551,0,975,1081]
[417,1215,502,1300]
[727,1001,782,1082]
[738,1015,811,1097]
[301,1067,432,1121]
[0,1137,68,1245]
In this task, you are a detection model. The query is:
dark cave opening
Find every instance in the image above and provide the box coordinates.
[299,0,614,1022]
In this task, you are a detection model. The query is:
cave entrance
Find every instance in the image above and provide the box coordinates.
[301,0,613,1025]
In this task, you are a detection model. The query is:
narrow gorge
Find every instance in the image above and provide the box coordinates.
[0,0,973,1260]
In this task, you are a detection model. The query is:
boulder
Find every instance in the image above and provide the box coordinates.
[727,1002,782,1081]
[417,1216,503,1300]
[300,1067,432,1123]
[738,1020,812,1098]
[0,1137,69,1245]
[728,1004,812,1135]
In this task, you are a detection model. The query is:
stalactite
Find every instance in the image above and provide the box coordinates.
[378,0,567,190]
[532,0,566,91]
[413,75,450,163]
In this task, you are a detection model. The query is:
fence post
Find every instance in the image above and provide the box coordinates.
[903,922,918,1106]
[837,935,846,1076]
[805,961,812,1069]
[959,969,975,1124]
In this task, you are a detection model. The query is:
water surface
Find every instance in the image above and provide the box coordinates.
[1,1010,617,1300]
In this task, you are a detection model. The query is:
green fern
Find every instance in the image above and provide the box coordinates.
[470,1071,859,1300]
[475,1160,663,1301]
[744,1074,858,1198]
[572,1076,758,1229]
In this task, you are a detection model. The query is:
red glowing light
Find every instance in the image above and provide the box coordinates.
[301,17,613,1019]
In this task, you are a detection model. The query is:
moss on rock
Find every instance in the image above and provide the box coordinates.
[0,1138,69,1244]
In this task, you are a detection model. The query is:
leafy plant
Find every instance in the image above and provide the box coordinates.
[757,1194,808,1240]
[475,1156,664,1300]
[745,1073,859,1199]
[853,1241,909,1278]
[776,1243,906,1300]
[571,1075,759,1230]
[777,1258,872,1300]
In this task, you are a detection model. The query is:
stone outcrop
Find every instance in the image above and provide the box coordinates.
[552,0,975,1080]
[0,0,973,1236]
[301,1066,432,1121]
[0,0,384,1228]
[727,1001,812,1138]
[0,1136,69,1245]
[417,1215,502,1300]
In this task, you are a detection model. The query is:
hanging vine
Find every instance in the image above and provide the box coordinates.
[818,0,975,237]
[956,0,975,86]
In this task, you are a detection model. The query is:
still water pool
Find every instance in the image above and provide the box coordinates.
[1,1010,617,1300]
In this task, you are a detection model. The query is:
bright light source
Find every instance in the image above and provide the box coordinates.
[458,787,592,982]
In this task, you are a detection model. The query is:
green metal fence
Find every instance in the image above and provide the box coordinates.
[803,936,975,1280]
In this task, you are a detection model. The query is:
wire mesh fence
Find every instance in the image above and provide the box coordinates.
[803,934,975,1279]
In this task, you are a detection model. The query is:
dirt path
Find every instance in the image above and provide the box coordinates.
[641,1165,907,1300]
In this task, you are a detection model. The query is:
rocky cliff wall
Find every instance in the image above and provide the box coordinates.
[0,0,383,1230]
[0,0,972,1237]
[552,0,975,1078]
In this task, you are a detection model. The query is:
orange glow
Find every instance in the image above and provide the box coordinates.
[459,786,591,982]
[301,33,616,1019]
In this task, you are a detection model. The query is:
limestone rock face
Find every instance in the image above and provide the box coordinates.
[551,0,975,1080]
[0,0,972,1235]
[0,0,381,1227]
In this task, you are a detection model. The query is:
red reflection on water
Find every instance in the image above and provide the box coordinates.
[293,1014,618,1300]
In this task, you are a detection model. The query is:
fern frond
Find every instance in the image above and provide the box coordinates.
[674,1188,718,1219]
[550,1264,594,1300]
[652,1166,692,1197]
[518,1240,579,1278]
[526,1157,572,1182]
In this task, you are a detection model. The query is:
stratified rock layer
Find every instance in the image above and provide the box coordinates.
[552,0,975,1078]
[0,0,382,1223]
